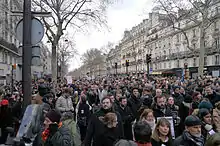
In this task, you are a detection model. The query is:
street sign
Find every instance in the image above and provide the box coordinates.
[15,17,44,45]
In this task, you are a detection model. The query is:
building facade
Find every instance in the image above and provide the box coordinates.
[0,0,22,85]
[106,1,220,78]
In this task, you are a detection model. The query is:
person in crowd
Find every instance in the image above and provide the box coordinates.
[128,87,142,119]
[139,109,156,131]
[172,86,184,107]
[41,109,73,146]
[61,112,81,146]
[114,139,137,146]
[205,133,220,146]
[133,121,152,146]
[117,96,134,140]
[96,112,121,146]
[75,95,91,141]
[198,108,215,141]
[112,91,122,110]
[180,87,186,98]
[152,95,172,119]
[212,102,220,132]
[205,86,220,106]
[151,118,172,146]
[155,89,162,98]
[140,87,153,108]
[83,97,123,146]
[56,88,74,114]
[173,115,205,146]
[179,95,192,132]
[198,101,213,111]
[0,99,13,144]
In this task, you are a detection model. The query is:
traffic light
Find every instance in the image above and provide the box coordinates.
[146,54,152,63]
[12,64,16,70]
[184,63,188,69]
[126,60,129,67]
[115,63,117,69]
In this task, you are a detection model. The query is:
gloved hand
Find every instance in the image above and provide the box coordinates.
[49,123,59,135]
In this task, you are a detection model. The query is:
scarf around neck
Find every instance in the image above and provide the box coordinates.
[183,131,204,146]
[42,122,62,142]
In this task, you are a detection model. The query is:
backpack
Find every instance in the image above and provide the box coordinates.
[77,103,90,126]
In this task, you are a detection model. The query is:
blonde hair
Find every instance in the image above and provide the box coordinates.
[152,118,171,142]
[140,109,154,120]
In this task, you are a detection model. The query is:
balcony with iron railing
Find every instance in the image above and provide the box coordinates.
[151,46,220,63]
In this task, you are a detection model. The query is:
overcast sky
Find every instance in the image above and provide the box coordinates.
[68,0,153,71]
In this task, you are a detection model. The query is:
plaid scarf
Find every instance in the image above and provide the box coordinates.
[41,122,62,142]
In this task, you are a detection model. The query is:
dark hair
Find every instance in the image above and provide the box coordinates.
[119,96,126,102]
[101,96,112,103]
[133,121,152,143]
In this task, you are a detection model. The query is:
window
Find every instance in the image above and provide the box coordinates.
[193,44,196,49]
[216,7,219,14]
[204,41,207,47]
[169,62,171,68]
[214,21,217,29]
[193,58,197,66]
[215,55,219,65]
[204,57,207,66]
[177,60,180,68]
[164,63,166,69]
[192,29,196,37]
[176,35,180,42]
[215,37,220,48]
[177,47,180,53]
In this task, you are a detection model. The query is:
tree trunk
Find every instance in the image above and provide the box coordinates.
[198,21,205,77]
[51,42,57,89]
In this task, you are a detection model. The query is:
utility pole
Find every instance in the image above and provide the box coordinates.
[12,1,51,110]
[22,0,32,109]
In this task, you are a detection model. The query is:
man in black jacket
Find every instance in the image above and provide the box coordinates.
[117,96,135,140]
[205,86,220,106]
[127,87,142,119]
[83,97,123,146]
[173,115,204,146]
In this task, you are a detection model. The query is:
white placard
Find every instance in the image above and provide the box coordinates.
[212,70,219,77]
[66,76,72,84]
[157,116,175,139]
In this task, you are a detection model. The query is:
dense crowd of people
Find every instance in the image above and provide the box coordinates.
[1,75,220,146]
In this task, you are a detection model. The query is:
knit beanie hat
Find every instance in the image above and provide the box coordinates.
[46,109,61,123]
[1,99,9,106]
[185,115,202,127]
[198,101,213,110]
[198,108,210,119]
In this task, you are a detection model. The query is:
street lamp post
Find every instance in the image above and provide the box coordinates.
[22,0,32,109]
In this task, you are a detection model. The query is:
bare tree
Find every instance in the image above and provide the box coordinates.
[155,0,220,76]
[57,36,78,78]
[32,0,115,86]
[81,48,105,76]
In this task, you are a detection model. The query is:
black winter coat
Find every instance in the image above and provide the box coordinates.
[152,104,173,120]
[83,108,124,146]
[205,91,220,107]
[172,132,204,146]
[117,105,135,140]
[44,125,73,146]
[95,126,120,146]
[127,95,142,119]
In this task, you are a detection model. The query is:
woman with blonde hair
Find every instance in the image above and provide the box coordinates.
[151,118,172,146]
[97,112,121,146]
[140,109,156,131]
